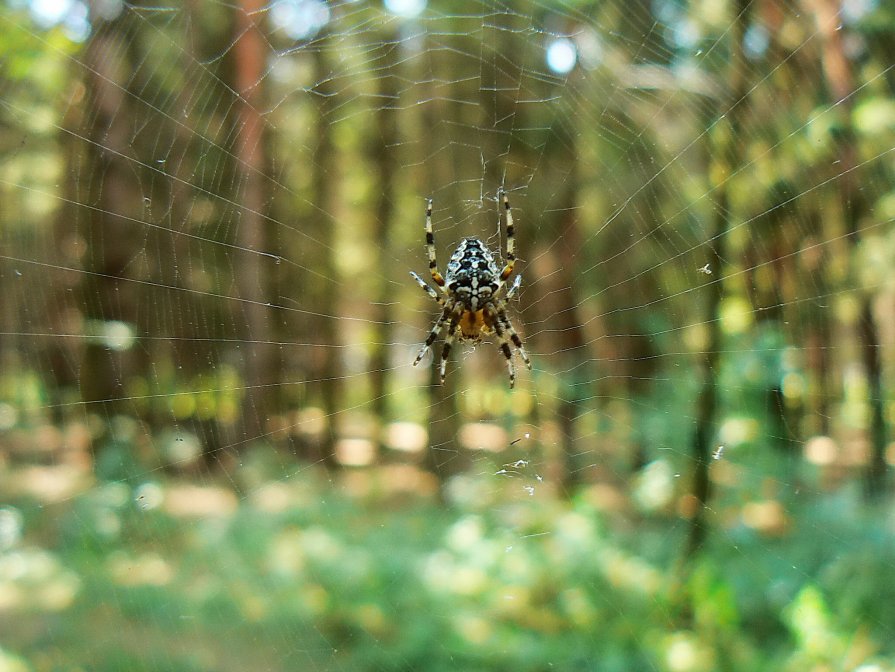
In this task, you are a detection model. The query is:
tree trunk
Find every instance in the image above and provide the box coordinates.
[537,178,589,492]
[79,13,144,418]
[683,0,751,567]
[420,75,463,494]
[310,35,341,469]
[231,0,276,444]
[806,0,888,498]
[368,33,401,450]
[44,98,85,423]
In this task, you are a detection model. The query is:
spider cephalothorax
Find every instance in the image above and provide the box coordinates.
[410,190,532,387]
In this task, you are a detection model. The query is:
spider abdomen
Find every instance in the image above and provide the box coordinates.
[445,237,501,311]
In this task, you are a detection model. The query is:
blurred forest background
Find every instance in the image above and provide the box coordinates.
[2,0,895,670]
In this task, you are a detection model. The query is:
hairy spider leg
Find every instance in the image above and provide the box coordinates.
[486,305,517,387]
[410,271,444,305]
[496,306,532,371]
[414,303,452,366]
[439,304,465,383]
[499,189,516,281]
[425,198,446,287]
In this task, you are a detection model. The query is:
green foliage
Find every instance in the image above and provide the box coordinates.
[3,466,895,671]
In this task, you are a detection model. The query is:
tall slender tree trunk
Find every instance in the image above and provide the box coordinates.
[232,0,276,444]
[420,78,464,494]
[311,35,341,469]
[550,122,592,492]
[806,208,833,438]
[79,14,143,421]
[532,165,588,493]
[45,97,85,423]
[807,0,887,498]
[683,0,751,566]
[369,34,400,448]
[744,192,801,456]
[176,1,227,463]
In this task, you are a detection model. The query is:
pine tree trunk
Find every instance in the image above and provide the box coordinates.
[232,0,276,444]
[806,0,888,498]
[310,34,342,469]
[369,34,400,450]
[79,14,143,418]
[683,0,751,565]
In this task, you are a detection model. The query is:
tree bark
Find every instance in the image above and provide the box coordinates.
[420,74,463,494]
[368,33,401,450]
[806,0,888,498]
[79,12,144,418]
[310,35,342,469]
[231,0,276,444]
[683,0,751,566]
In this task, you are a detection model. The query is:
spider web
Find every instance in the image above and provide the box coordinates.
[2,0,895,669]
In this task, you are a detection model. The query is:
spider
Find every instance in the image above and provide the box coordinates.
[410,189,532,388]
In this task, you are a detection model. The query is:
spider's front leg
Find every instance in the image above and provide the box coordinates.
[498,188,516,281]
[410,271,444,305]
[425,198,446,287]
[506,274,523,300]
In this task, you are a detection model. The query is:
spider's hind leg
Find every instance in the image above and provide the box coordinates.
[499,309,532,371]
[438,305,465,384]
[414,304,451,366]
[486,305,518,388]
[486,301,532,389]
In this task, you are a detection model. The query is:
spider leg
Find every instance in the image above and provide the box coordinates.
[410,271,444,305]
[496,304,532,371]
[505,274,522,300]
[485,304,517,388]
[498,189,516,281]
[425,198,446,287]
[438,304,465,384]
[414,303,452,367]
